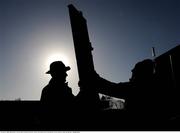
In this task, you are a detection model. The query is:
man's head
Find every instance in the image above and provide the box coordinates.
[46,61,70,81]
[130,59,154,82]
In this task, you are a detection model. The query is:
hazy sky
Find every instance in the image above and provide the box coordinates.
[0,0,180,100]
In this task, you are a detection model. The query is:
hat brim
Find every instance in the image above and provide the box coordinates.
[46,66,71,74]
[46,70,51,74]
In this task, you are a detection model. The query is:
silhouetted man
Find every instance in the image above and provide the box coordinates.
[41,61,74,104]
[93,59,160,124]
[40,61,74,127]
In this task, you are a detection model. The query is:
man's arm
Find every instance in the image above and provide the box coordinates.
[94,73,131,99]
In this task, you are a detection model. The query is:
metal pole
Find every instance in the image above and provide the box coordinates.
[151,47,156,74]
[169,55,176,89]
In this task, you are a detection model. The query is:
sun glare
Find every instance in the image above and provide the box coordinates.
[46,53,70,69]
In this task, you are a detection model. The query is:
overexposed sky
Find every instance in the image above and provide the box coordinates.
[1,0,180,100]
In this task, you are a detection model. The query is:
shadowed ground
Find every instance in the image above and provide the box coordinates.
[0,101,179,131]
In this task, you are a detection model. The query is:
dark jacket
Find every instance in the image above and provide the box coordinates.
[41,78,74,106]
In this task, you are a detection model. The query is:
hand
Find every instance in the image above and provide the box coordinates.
[91,70,101,81]
[78,71,101,89]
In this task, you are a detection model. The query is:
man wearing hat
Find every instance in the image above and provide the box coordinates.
[92,59,160,125]
[40,61,75,127]
[40,61,74,106]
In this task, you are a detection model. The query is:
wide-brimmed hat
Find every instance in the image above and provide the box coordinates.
[46,61,70,74]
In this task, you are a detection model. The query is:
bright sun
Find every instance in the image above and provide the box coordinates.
[46,53,70,69]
